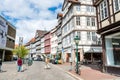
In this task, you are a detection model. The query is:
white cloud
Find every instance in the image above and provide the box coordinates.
[0,0,64,44]
[15,19,57,44]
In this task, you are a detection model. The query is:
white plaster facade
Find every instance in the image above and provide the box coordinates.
[61,0,102,62]
[50,28,58,57]
[40,36,45,54]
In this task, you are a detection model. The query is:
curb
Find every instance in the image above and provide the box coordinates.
[50,63,83,80]
[66,71,84,80]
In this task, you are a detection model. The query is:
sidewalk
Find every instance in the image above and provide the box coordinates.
[56,63,120,80]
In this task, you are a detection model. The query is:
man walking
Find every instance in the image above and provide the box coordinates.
[17,57,22,72]
[0,58,2,72]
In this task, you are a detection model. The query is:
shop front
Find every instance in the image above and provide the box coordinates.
[104,32,120,74]
[83,46,102,64]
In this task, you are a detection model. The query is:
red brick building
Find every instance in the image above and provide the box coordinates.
[44,32,51,57]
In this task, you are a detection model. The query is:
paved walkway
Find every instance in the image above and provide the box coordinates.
[0,61,77,80]
[56,63,120,80]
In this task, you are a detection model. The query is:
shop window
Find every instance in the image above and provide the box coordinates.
[105,33,120,65]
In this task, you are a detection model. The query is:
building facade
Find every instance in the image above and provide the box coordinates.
[61,0,102,63]
[50,27,58,59]
[0,16,16,61]
[56,13,63,61]
[93,0,120,73]
[44,32,51,57]
[35,30,47,56]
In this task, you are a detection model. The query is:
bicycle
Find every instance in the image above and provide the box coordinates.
[74,61,81,75]
[97,60,103,72]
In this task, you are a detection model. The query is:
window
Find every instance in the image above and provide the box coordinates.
[114,0,120,12]
[87,32,91,40]
[87,17,90,26]
[91,7,95,12]
[76,16,80,25]
[77,31,81,40]
[86,6,90,12]
[86,17,96,26]
[86,6,95,12]
[87,32,96,41]
[100,0,108,20]
[105,33,120,65]
[91,18,95,26]
[76,6,80,11]
[92,32,96,41]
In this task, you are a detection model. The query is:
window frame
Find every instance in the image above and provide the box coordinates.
[76,16,81,26]
[100,0,108,20]
[114,0,120,12]
[86,17,96,27]
[76,5,81,11]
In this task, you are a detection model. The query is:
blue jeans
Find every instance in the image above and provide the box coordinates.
[18,66,22,72]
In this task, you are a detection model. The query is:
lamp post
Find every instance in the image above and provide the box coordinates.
[74,35,80,74]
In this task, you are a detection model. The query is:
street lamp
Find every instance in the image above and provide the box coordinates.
[74,35,80,74]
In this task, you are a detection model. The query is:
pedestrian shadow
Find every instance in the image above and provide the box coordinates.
[0,70,7,73]
[44,66,51,70]
[21,68,27,72]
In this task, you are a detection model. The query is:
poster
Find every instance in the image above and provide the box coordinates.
[0,18,8,48]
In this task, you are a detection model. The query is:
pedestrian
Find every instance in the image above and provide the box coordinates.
[28,58,33,66]
[0,58,2,72]
[17,57,22,72]
[44,57,50,69]
[69,57,72,71]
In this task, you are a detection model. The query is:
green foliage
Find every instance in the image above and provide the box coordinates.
[12,46,29,58]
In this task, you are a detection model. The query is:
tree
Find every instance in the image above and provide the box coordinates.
[12,46,29,58]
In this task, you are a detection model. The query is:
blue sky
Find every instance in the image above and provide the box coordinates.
[0,0,64,44]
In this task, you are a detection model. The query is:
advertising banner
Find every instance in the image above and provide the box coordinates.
[0,18,8,48]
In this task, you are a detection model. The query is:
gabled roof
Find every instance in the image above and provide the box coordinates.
[36,30,48,37]
[62,0,80,11]
[25,38,35,46]
[30,38,35,43]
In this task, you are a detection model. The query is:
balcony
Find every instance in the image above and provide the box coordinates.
[92,0,102,6]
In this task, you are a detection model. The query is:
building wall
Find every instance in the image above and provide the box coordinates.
[44,32,51,55]
[61,0,102,62]
[0,17,8,48]
[0,16,16,61]
[93,0,120,73]
[41,37,45,54]
[50,28,58,55]
[6,24,16,49]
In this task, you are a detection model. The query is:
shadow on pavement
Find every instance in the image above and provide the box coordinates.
[21,68,27,72]
[0,70,7,73]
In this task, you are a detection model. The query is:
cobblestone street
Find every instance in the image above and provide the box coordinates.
[0,61,77,80]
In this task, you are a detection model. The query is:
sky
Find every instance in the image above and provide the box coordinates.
[0,0,64,44]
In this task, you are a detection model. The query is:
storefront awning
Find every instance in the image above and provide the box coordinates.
[84,47,102,53]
